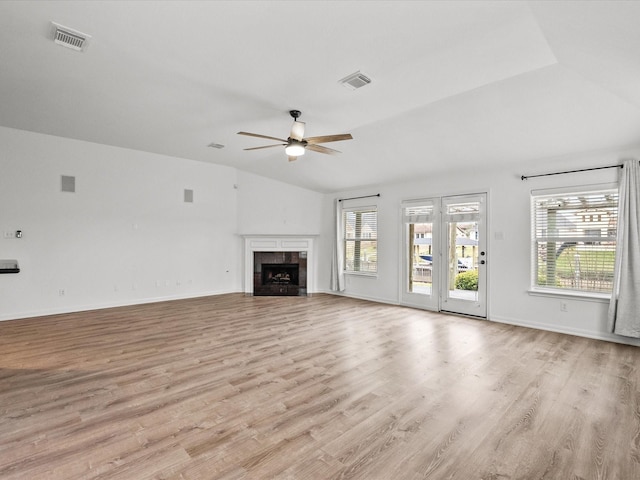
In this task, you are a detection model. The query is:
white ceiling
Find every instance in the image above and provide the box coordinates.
[1,1,640,193]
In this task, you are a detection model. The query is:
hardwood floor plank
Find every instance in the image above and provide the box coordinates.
[2,293,640,479]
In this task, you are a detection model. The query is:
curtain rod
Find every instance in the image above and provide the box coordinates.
[338,193,381,202]
[521,164,622,181]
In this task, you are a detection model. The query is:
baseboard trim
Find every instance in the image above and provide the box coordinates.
[316,289,399,306]
[317,290,640,347]
[489,314,640,347]
[0,289,240,322]
[8,291,639,348]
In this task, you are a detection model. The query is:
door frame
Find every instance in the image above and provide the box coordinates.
[399,191,490,318]
[439,193,487,318]
[399,197,440,311]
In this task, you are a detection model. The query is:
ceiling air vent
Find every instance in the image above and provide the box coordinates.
[339,71,372,90]
[207,142,225,149]
[50,22,91,52]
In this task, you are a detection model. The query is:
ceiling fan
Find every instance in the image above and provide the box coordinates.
[238,110,353,162]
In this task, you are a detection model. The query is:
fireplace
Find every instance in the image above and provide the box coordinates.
[243,235,316,296]
[253,251,307,296]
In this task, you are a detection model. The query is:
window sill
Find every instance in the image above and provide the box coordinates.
[528,288,610,303]
[344,271,378,278]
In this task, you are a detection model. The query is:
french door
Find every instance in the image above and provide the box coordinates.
[401,193,487,318]
[401,198,440,310]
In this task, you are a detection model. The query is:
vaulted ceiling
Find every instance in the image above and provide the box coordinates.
[1,1,640,193]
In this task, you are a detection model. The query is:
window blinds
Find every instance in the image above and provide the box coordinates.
[532,188,618,293]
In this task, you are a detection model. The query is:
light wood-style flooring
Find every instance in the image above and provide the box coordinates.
[1,293,639,479]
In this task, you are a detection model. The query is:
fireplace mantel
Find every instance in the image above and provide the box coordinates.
[242,235,318,295]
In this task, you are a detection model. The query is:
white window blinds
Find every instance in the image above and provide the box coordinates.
[402,200,435,224]
[343,207,377,274]
[532,188,618,294]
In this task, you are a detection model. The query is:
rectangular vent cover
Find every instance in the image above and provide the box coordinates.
[51,22,91,51]
[339,71,372,90]
[61,175,75,193]
[207,142,225,149]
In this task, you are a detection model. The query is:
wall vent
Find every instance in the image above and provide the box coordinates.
[339,71,372,90]
[51,22,91,52]
[207,142,225,149]
[61,175,75,193]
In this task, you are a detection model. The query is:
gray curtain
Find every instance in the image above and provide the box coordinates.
[330,199,345,292]
[608,158,640,337]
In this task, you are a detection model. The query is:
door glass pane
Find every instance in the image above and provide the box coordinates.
[408,222,432,295]
[446,219,479,301]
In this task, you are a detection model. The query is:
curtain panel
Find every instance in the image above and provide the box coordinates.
[330,199,345,292]
[608,158,640,337]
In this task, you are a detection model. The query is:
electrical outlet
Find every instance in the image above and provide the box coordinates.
[560,301,568,312]
[58,289,66,297]
[4,231,15,239]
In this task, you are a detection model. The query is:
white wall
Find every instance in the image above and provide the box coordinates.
[0,126,241,320]
[236,170,324,236]
[0,127,328,321]
[318,148,640,346]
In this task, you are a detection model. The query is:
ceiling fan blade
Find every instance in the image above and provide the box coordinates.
[288,156,298,162]
[237,131,288,143]
[244,144,286,151]
[304,133,353,144]
[290,121,305,141]
[306,144,341,155]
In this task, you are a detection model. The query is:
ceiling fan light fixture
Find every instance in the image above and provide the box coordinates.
[239,110,351,161]
[285,142,305,157]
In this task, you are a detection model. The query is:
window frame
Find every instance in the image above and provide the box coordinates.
[343,205,378,276]
[530,184,618,299]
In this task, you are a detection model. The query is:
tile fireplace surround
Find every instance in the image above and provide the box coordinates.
[242,235,317,296]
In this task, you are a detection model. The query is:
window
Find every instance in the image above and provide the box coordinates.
[532,187,618,295]
[343,207,377,274]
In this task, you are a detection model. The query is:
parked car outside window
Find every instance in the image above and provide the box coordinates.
[419,255,470,272]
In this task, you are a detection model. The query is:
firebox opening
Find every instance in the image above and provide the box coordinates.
[262,264,299,286]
